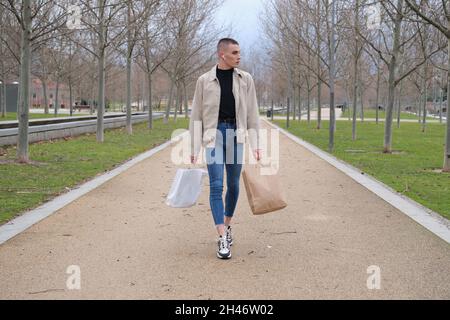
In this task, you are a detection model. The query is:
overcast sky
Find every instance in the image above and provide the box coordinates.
[214,0,267,50]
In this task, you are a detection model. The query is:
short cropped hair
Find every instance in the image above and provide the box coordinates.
[217,38,239,53]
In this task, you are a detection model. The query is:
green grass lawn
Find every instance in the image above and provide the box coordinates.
[0,118,189,225]
[340,109,437,120]
[0,112,87,122]
[273,119,450,220]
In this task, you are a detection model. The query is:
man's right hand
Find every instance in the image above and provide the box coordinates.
[190,155,197,164]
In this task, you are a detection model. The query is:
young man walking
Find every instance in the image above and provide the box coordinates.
[189,38,261,259]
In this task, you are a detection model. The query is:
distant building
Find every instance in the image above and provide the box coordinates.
[31,79,70,109]
[2,79,73,113]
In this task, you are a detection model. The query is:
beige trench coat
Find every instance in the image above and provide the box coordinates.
[189,64,260,158]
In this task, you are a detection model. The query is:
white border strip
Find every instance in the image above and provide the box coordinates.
[0,131,188,245]
[263,119,450,244]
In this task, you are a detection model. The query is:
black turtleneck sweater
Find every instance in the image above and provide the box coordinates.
[216,65,236,120]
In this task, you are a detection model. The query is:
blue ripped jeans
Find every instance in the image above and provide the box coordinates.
[206,121,244,226]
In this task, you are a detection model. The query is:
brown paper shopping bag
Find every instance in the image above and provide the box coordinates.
[242,163,287,215]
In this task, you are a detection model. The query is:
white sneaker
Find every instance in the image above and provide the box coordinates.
[217,235,231,259]
[226,225,233,246]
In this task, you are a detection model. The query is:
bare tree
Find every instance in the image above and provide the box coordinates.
[32,47,52,113]
[315,0,324,129]
[136,0,173,129]
[139,38,164,129]
[0,0,70,162]
[351,0,363,140]
[359,0,444,153]
[49,35,66,116]
[64,41,81,116]
[120,0,155,134]
[329,0,337,152]
[75,0,127,142]
[404,0,450,171]
[160,0,222,124]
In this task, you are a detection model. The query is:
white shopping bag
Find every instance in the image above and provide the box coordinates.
[165,168,208,208]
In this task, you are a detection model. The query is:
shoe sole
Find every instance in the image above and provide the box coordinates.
[217,252,232,259]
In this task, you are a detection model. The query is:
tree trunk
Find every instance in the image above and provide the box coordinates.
[359,76,364,122]
[358,59,364,123]
[383,0,404,153]
[329,0,336,153]
[54,77,60,116]
[375,30,381,125]
[348,98,351,121]
[397,80,403,128]
[126,4,133,133]
[291,79,295,121]
[298,85,302,121]
[422,64,428,133]
[418,96,422,123]
[17,0,31,163]
[286,97,290,128]
[271,99,274,121]
[0,31,4,117]
[178,84,183,118]
[90,81,95,115]
[384,59,396,153]
[316,0,321,130]
[439,87,443,124]
[146,71,153,129]
[143,24,154,129]
[443,35,450,171]
[286,64,293,123]
[352,49,358,140]
[69,78,73,117]
[96,1,106,143]
[292,85,296,121]
[317,80,321,129]
[396,86,400,128]
[164,79,175,124]
[97,50,105,142]
[307,87,311,123]
[1,80,6,118]
[432,80,438,116]
[352,0,359,139]
[174,84,179,123]
[126,51,133,134]
[183,81,189,119]
[42,79,49,114]
[306,48,311,124]
[142,76,146,112]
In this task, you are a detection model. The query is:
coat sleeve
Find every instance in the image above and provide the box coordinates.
[246,74,260,151]
[189,76,203,158]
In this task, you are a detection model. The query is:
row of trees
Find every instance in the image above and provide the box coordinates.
[0,0,226,163]
[261,0,450,171]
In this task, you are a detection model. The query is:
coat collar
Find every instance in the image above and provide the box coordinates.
[207,64,243,82]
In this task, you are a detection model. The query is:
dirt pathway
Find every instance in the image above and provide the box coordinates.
[0,120,449,299]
